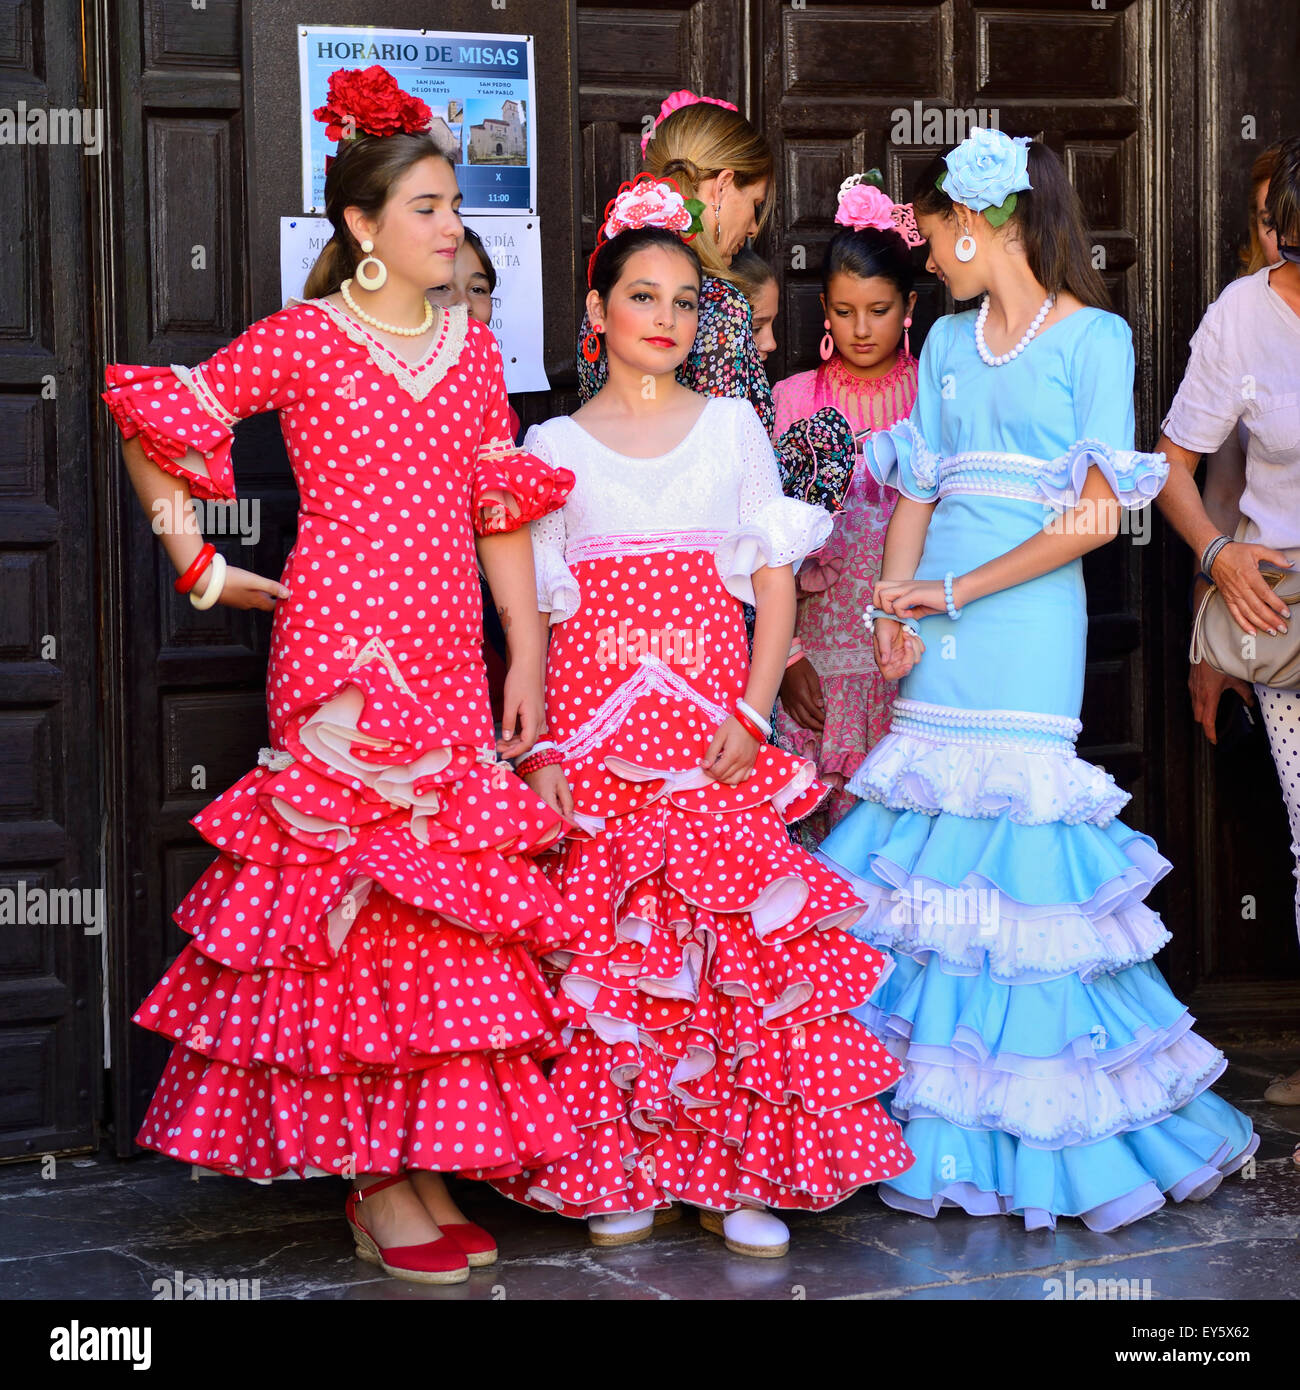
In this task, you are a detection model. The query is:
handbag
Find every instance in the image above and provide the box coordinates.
[1188,521,1300,689]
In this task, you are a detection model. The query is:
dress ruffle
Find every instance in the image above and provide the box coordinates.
[820,779,1256,1227]
[846,727,1132,826]
[533,540,581,623]
[1037,438,1169,512]
[716,495,834,605]
[102,363,236,500]
[492,768,914,1216]
[861,418,941,503]
[472,441,575,536]
[774,406,857,513]
[133,651,585,1179]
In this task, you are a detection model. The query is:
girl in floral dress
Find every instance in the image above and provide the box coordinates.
[101,67,582,1284]
[775,178,922,839]
[493,183,913,1257]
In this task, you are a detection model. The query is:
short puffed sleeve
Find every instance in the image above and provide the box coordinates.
[1037,312,1168,511]
[860,317,946,502]
[471,326,575,536]
[714,400,834,605]
[522,423,580,624]
[101,303,312,500]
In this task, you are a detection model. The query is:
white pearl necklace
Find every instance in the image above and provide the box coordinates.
[339,278,435,337]
[975,292,1055,366]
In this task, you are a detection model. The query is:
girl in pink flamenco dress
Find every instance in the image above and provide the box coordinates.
[99,68,584,1285]
[492,183,913,1259]
[774,178,923,841]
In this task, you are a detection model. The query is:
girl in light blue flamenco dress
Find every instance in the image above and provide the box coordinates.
[818,129,1258,1232]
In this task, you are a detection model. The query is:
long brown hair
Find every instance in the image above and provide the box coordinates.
[642,102,773,281]
[303,132,453,299]
[913,140,1110,310]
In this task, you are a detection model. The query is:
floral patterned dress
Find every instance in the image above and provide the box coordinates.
[773,353,918,838]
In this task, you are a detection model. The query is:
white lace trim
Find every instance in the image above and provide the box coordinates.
[566,528,727,565]
[171,363,238,429]
[557,653,728,762]
[304,299,469,403]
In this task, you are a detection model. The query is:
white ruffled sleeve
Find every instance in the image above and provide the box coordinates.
[715,401,834,605]
[523,425,580,624]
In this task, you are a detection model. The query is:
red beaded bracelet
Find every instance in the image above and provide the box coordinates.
[174,543,217,594]
[732,708,766,742]
[516,747,563,777]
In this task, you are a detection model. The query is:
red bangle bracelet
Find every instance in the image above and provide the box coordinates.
[516,747,563,776]
[174,543,216,594]
[732,709,765,742]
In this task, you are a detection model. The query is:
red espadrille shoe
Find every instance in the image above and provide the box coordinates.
[346,1175,470,1285]
[439,1222,498,1267]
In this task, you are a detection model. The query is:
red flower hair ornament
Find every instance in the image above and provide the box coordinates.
[314,66,435,172]
[586,174,706,286]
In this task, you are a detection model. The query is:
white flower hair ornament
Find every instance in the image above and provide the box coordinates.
[587,173,705,286]
[937,128,1033,227]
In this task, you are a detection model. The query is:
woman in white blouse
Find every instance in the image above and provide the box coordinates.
[1156,135,1300,1108]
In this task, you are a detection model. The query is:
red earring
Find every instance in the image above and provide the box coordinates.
[581,328,603,363]
[819,318,834,362]
[903,315,913,360]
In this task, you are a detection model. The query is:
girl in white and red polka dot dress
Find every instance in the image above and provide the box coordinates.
[493,180,914,1257]
[100,68,584,1285]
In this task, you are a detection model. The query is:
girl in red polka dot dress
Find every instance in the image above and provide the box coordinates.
[100,67,583,1285]
[493,178,914,1257]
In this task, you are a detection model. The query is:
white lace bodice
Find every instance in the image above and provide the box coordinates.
[525,397,832,621]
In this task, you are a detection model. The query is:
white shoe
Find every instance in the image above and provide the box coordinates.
[587,1210,656,1247]
[699,1206,789,1258]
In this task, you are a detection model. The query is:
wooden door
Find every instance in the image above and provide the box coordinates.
[0,0,101,1159]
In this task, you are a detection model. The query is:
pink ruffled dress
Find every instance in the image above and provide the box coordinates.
[773,353,918,835]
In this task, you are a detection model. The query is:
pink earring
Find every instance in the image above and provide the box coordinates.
[903,315,913,360]
[819,318,835,361]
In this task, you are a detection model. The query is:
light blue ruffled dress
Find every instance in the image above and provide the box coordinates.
[817,306,1259,1232]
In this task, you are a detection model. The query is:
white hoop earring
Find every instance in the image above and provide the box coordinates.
[955,232,977,263]
[355,238,388,290]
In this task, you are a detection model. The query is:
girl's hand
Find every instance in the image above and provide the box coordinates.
[875,577,948,621]
[524,764,574,819]
[701,715,760,786]
[873,617,925,681]
[779,658,825,732]
[498,666,546,760]
[205,564,289,613]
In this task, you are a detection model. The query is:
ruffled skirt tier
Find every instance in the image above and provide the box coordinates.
[132,652,585,1180]
[818,722,1258,1232]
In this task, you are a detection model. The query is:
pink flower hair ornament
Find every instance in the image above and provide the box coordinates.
[587,174,706,286]
[835,174,925,248]
[640,89,740,157]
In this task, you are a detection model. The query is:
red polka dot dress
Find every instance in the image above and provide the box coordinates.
[101,299,585,1181]
[492,397,915,1216]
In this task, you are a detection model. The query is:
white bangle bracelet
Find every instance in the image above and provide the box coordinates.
[189,552,227,610]
[735,698,773,739]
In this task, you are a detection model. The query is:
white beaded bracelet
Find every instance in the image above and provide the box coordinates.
[863,604,920,638]
[189,552,227,610]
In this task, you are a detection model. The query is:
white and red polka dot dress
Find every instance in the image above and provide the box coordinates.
[492,398,915,1215]
[102,299,585,1181]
